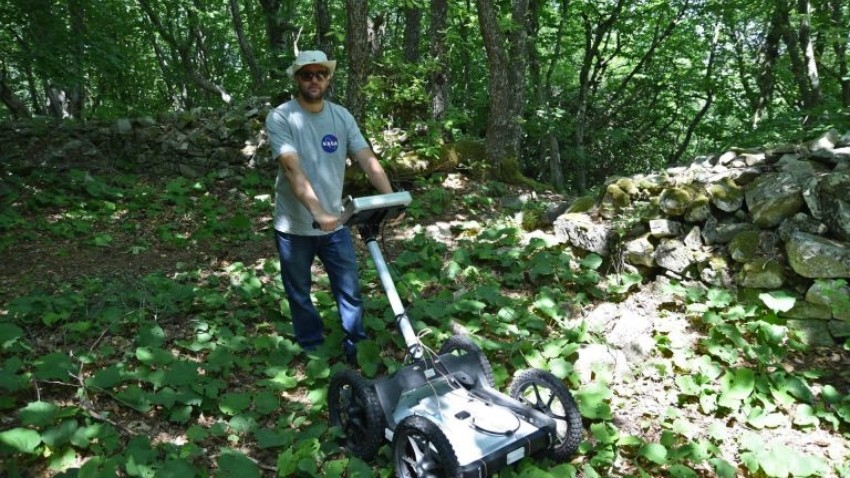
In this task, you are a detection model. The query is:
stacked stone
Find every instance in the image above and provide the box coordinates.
[553,129,850,345]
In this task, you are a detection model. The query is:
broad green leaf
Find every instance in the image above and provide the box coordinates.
[157,458,198,478]
[669,464,697,478]
[580,253,603,270]
[708,458,737,478]
[639,443,668,465]
[135,347,173,366]
[19,401,61,426]
[759,446,792,477]
[718,368,755,408]
[42,420,80,448]
[218,449,260,478]
[219,392,252,415]
[793,404,819,427]
[758,290,796,312]
[548,357,573,379]
[33,352,75,381]
[0,323,24,349]
[0,427,41,454]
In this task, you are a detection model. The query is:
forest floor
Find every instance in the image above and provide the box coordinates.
[2,171,849,477]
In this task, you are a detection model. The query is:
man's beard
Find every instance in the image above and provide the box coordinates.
[299,84,325,103]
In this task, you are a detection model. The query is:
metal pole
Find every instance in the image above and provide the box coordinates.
[366,240,423,360]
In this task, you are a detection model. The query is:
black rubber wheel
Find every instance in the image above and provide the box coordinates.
[508,369,583,462]
[438,334,495,387]
[328,369,385,461]
[393,415,461,478]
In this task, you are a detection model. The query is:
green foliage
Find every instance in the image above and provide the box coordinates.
[2,169,848,478]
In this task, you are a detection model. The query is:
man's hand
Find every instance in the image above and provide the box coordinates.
[313,210,339,231]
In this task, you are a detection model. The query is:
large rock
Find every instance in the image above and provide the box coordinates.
[786,232,850,278]
[553,213,612,255]
[654,239,695,274]
[819,171,850,241]
[745,172,804,228]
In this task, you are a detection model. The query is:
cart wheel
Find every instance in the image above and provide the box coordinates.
[438,334,495,387]
[328,369,385,461]
[508,369,582,462]
[393,415,461,478]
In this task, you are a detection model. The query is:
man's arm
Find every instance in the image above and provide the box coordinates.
[353,147,393,194]
[277,152,339,231]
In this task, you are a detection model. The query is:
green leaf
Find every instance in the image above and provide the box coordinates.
[758,290,796,313]
[219,392,252,415]
[576,382,613,420]
[793,404,820,427]
[19,401,61,426]
[580,253,603,270]
[218,449,260,478]
[0,323,24,349]
[708,458,737,478]
[548,357,573,379]
[33,352,75,381]
[135,347,173,366]
[0,427,42,454]
[639,443,668,465]
[718,368,755,408]
[42,420,80,448]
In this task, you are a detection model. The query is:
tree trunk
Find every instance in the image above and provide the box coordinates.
[796,0,820,113]
[429,0,450,126]
[258,0,297,80]
[752,7,783,128]
[776,0,819,116]
[137,0,232,105]
[671,23,720,164]
[67,0,86,119]
[828,0,849,106]
[573,0,626,192]
[368,12,385,60]
[345,0,369,124]
[475,0,530,178]
[528,0,564,190]
[314,0,333,56]
[229,0,263,89]
[0,69,33,119]
[402,6,423,63]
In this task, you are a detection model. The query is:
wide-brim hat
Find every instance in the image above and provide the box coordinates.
[286,50,337,80]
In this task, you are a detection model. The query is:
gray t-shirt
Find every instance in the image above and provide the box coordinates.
[266,99,369,235]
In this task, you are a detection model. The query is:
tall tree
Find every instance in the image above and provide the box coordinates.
[475,0,530,179]
[572,0,627,192]
[429,0,450,124]
[314,0,333,56]
[137,0,233,106]
[258,0,298,80]
[402,4,423,63]
[229,0,262,89]
[527,0,568,190]
[345,0,369,124]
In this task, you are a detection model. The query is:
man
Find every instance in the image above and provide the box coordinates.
[265,50,394,365]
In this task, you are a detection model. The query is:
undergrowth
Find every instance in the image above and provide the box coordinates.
[1,167,849,477]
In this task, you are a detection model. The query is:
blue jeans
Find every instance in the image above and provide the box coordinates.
[274,228,366,355]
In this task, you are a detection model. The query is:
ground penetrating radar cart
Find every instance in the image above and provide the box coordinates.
[328,192,583,478]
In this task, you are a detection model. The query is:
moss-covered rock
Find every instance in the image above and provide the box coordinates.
[706,178,744,212]
[728,230,760,263]
[658,188,693,216]
[738,259,785,289]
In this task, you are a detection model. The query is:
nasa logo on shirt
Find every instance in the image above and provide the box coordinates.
[321,134,339,153]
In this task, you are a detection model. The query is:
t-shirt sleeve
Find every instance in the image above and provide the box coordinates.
[266,109,297,159]
[343,109,369,155]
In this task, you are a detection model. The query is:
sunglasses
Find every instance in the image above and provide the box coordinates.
[297,70,329,81]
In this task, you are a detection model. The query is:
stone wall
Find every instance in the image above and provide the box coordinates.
[553,129,850,346]
[0,98,273,179]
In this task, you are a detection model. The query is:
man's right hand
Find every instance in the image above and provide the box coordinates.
[313,211,339,232]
